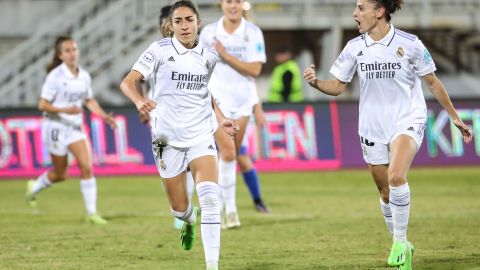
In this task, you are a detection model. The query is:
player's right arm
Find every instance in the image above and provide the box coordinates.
[120,70,156,116]
[120,42,160,115]
[303,64,348,96]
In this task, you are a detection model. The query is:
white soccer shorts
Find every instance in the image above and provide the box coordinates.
[152,136,218,179]
[215,98,254,120]
[360,123,425,165]
[42,120,87,156]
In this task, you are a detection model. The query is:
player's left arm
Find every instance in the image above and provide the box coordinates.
[85,98,116,129]
[422,72,472,143]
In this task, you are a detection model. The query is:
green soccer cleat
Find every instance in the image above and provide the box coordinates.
[180,206,198,250]
[397,241,414,270]
[25,180,37,208]
[388,241,407,266]
[85,214,108,225]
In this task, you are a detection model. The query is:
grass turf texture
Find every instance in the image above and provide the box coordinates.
[0,167,479,270]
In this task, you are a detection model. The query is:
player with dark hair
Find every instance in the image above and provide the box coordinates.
[304,1,472,269]
[120,1,238,269]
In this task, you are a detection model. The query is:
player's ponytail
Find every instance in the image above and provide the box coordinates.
[46,35,73,73]
[374,0,404,22]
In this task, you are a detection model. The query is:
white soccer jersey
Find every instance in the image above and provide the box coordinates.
[41,63,93,127]
[132,36,219,148]
[330,25,436,144]
[200,17,266,115]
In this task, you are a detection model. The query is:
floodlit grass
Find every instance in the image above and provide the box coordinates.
[0,167,479,269]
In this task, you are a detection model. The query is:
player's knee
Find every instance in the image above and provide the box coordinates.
[387,169,405,186]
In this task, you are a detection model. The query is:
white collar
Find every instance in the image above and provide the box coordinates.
[60,63,78,79]
[215,16,246,37]
[171,35,203,55]
[365,24,395,47]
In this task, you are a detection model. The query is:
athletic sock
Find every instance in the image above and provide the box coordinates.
[31,171,53,194]
[171,203,196,224]
[196,181,221,267]
[218,159,237,214]
[380,197,394,234]
[242,168,261,201]
[80,178,98,215]
[389,183,411,242]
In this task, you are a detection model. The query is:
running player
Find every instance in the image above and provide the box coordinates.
[200,0,269,229]
[303,0,472,269]
[25,35,116,225]
[120,1,238,269]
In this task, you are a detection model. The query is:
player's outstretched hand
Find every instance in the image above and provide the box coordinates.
[135,98,157,116]
[303,64,318,87]
[453,118,472,143]
[221,118,239,139]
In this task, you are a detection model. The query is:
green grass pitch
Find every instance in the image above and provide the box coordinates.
[0,167,479,269]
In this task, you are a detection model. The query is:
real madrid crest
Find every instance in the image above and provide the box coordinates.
[160,160,166,171]
[396,47,404,58]
[244,34,249,42]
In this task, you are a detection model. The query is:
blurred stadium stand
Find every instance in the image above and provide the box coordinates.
[0,0,479,107]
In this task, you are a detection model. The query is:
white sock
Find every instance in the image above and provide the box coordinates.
[380,197,394,234]
[389,183,411,242]
[80,178,97,215]
[196,181,220,268]
[186,170,195,202]
[31,171,52,194]
[170,203,196,224]
[218,159,237,215]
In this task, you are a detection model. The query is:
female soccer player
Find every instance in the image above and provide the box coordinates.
[25,35,116,225]
[120,1,237,269]
[200,0,269,229]
[303,0,472,269]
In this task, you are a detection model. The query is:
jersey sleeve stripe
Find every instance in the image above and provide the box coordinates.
[395,30,417,41]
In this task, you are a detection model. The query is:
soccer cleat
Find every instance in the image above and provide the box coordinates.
[254,201,271,214]
[25,180,37,208]
[85,214,108,225]
[226,211,241,229]
[174,217,184,229]
[388,241,407,266]
[397,241,414,270]
[180,206,198,250]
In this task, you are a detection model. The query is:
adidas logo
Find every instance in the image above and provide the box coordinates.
[208,145,215,150]
[407,126,414,131]
[357,51,363,56]
[167,56,175,62]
